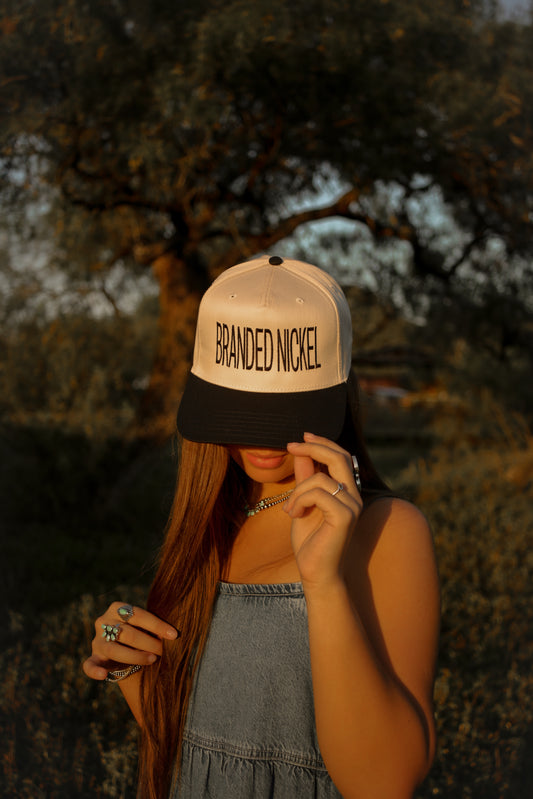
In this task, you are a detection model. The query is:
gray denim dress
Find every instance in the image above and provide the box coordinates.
[173,581,343,798]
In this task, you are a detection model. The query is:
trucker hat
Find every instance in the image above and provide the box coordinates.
[176,254,353,448]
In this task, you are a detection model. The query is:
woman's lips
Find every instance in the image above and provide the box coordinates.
[244,451,286,470]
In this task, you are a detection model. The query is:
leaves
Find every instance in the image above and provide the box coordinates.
[408,438,533,798]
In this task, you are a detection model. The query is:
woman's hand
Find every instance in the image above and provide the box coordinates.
[285,432,363,591]
[82,602,179,681]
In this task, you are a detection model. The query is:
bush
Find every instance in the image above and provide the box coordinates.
[0,308,157,440]
[0,590,144,799]
[409,438,533,798]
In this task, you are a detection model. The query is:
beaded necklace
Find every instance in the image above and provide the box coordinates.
[244,488,294,517]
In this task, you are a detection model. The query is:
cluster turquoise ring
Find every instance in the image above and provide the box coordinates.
[102,623,121,642]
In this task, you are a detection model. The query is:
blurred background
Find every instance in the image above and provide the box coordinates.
[1,1,532,796]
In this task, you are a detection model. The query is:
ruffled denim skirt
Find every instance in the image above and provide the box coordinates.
[173,581,342,798]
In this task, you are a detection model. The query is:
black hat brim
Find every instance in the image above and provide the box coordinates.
[177,373,348,449]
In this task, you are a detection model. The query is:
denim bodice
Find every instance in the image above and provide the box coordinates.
[173,581,342,798]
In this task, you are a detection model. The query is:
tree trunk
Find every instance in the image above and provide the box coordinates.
[137,253,207,441]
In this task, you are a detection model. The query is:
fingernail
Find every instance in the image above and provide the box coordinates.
[165,628,179,639]
[147,654,157,663]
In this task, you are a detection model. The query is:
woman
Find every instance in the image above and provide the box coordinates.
[84,255,440,799]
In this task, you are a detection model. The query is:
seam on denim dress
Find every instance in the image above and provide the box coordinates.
[217,581,305,598]
[182,730,329,772]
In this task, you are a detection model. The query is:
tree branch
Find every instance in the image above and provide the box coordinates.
[212,187,420,272]
[446,234,487,277]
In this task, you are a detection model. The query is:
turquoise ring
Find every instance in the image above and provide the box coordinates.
[117,604,134,623]
[102,623,121,642]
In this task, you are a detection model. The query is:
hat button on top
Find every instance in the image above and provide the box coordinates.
[268,255,284,265]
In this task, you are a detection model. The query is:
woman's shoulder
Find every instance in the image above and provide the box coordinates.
[358,494,429,528]
[347,494,440,679]
[361,494,430,531]
[352,495,435,575]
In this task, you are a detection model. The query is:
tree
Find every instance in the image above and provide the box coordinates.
[1,0,532,437]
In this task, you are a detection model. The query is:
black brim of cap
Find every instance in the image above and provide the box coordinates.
[177,373,348,449]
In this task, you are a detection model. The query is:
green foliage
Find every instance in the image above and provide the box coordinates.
[407,439,533,798]
[0,308,157,437]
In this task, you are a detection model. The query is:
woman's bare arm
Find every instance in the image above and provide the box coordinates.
[306,498,439,799]
[285,435,440,799]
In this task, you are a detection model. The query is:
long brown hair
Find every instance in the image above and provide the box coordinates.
[138,439,247,799]
[137,368,390,798]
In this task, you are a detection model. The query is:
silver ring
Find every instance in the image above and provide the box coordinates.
[102,623,122,642]
[117,604,134,623]
[351,455,362,492]
[331,482,344,496]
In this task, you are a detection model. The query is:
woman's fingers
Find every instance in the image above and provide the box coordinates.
[285,482,360,524]
[84,602,179,682]
[96,621,163,658]
[287,433,361,500]
[106,603,178,641]
[97,638,159,665]
[83,640,157,681]
[284,470,357,514]
[285,435,363,587]
[94,605,178,659]
[82,655,117,681]
[293,450,315,484]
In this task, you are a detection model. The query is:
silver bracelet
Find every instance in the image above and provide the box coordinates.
[105,664,143,683]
